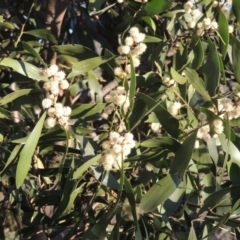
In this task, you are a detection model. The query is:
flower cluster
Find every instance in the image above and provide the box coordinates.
[162,76,175,87]
[218,97,240,120]
[114,27,147,78]
[103,86,130,115]
[196,17,218,36]
[169,102,182,116]
[122,198,143,221]
[40,65,72,129]
[99,132,135,170]
[40,65,69,95]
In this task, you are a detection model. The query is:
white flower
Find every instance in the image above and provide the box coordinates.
[198,112,207,122]
[44,117,57,129]
[188,20,196,28]
[101,124,109,130]
[151,122,160,132]
[124,36,134,46]
[203,18,212,29]
[42,98,53,109]
[117,86,126,95]
[125,64,131,74]
[229,25,234,33]
[114,67,127,78]
[113,144,122,153]
[132,57,140,67]
[184,1,193,13]
[58,116,69,126]
[59,79,69,90]
[43,81,51,91]
[124,132,134,142]
[131,43,147,56]
[109,131,120,143]
[102,141,111,150]
[54,103,64,117]
[101,112,109,119]
[115,56,126,65]
[49,65,59,76]
[118,45,130,55]
[129,27,140,37]
[194,140,199,149]
[47,107,56,117]
[211,21,218,30]
[63,106,72,116]
[132,32,145,43]
[191,9,201,18]
[213,1,218,7]
[54,71,66,81]
[117,0,124,3]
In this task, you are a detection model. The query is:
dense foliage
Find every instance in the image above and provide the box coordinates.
[0,0,240,239]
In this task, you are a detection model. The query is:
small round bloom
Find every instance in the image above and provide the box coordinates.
[59,79,69,90]
[43,81,51,91]
[125,64,131,74]
[44,117,57,129]
[47,107,56,117]
[115,56,126,65]
[203,18,212,29]
[54,70,66,81]
[109,131,120,143]
[102,141,111,150]
[101,112,109,119]
[132,57,140,67]
[213,1,218,7]
[58,116,69,126]
[124,36,134,46]
[114,67,127,78]
[188,20,196,28]
[117,45,130,55]
[117,0,124,3]
[49,65,59,76]
[113,144,122,153]
[131,43,147,56]
[129,27,140,37]
[151,122,160,132]
[229,25,234,33]
[132,32,146,43]
[63,106,72,116]
[117,86,126,95]
[184,1,193,13]
[54,103,64,117]
[124,132,134,142]
[42,98,53,109]
[198,112,207,122]
[211,21,218,30]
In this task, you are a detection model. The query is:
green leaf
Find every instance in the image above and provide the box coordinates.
[24,29,57,44]
[188,225,197,240]
[136,92,179,138]
[190,34,204,69]
[139,175,181,213]
[0,89,39,106]
[141,16,156,33]
[124,175,138,225]
[170,67,186,84]
[218,10,229,59]
[199,187,233,215]
[231,35,240,84]
[22,41,47,67]
[73,155,101,179]
[71,103,106,119]
[0,21,15,30]
[142,0,172,16]
[128,55,136,115]
[0,58,48,81]
[170,130,198,177]
[16,112,46,188]
[232,0,240,25]
[202,41,220,97]
[0,145,22,175]
[68,56,114,78]
[185,68,211,102]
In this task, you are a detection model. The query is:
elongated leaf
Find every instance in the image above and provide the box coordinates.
[16,112,46,188]
[24,29,57,44]
[124,175,138,225]
[202,41,220,97]
[128,55,136,114]
[71,103,106,119]
[137,92,179,138]
[0,58,48,81]
[190,34,204,69]
[188,225,197,240]
[199,187,233,215]
[170,67,186,84]
[68,56,114,78]
[0,89,37,106]
[233,0,240,24]
[142,16,156,33]
[218,10,229,59]
[170,130,197,177]
[73,155,101,179]
[185,68,211,101]
[231,35,240,84]
[22,41,47,67]
[139,175,181,212]
[142,0,172,16]
[0,145,22,175]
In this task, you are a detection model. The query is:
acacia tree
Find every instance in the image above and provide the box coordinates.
[0,0,240,239]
